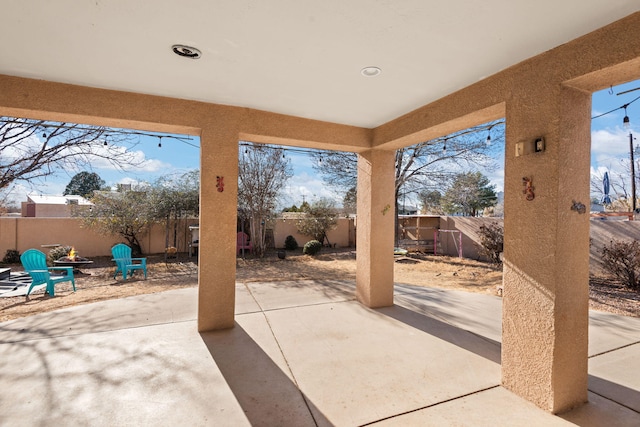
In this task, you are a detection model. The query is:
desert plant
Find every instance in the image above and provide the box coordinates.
[2,249,20,264]
[601,239,640,291]
[296,198,338,245]
[478,222,503,264]
[284,235,299,251]
[48,245,73,262]
[303,240,322,256]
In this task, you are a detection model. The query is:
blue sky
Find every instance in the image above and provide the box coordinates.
[7,130,201,204]
[591,80,640,200]
[6,78,640,208]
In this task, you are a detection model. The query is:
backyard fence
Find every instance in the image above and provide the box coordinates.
[0,217,198,258]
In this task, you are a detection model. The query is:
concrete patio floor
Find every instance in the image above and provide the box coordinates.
[0,280,639,426]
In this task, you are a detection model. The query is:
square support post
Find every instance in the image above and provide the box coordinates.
[197,128,239,331]
[501,86,591,413]
[356,149,396,308]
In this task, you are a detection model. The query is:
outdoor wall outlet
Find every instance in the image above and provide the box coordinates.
[515,142,524,157]
[535,137,545,153]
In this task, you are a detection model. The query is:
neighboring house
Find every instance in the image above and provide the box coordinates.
[21,193,93,218]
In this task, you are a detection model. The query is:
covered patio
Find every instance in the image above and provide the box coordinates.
[1,1,640,417]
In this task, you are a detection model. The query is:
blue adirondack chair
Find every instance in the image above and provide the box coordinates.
[111,243,147,280]
[20,249,75,297]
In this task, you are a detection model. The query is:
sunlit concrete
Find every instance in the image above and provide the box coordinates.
[0,284,638,426]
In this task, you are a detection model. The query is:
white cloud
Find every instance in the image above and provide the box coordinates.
[590,126,638,197]
[3,180,67,206]
[485,168,505,192]
[280,172,344,208]
[591,127,635,159]
[85,145,171,173]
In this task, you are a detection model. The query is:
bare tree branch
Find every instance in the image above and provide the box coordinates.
[311,120,504,204]
[0,116,145,190]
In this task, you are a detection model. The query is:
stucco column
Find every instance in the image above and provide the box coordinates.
[356,149,395,307]
[197,127,239,331]
[502,85,591,413]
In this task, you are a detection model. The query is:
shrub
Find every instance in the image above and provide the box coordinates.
[478,222,503,264]
[601,239,640,291]
[303,240,322,256]
[2,249,20,264]
[48,245,73,263]
[284,235,299,250]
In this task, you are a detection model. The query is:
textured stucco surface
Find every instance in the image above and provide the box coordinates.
[356,149,396,307]
[1,11,640,413]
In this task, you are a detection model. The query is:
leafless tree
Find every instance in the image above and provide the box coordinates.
[0,116,144,191]
[238,142,293,257]
[313,121,502,204]
[312,121,504,240]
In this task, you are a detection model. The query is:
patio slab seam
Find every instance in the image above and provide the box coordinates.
[241,282,320,425]
[588,340,640,359]
[358,384,502,427]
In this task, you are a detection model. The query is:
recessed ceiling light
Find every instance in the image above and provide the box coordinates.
[172,44,202,59]
[361,66,382,77]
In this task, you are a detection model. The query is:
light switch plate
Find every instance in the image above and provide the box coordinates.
[515,142,524,157]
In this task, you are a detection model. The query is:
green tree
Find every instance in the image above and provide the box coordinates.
[296,198,339,245]
[441,172,497,216]
[299,200,311,212]
[343,186,357,214]
[418,190,443,214]
[79,188,153,255]
[64,171,106,198]
[148,170,200,250]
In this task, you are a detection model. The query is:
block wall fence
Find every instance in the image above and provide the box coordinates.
[0,215,499,259]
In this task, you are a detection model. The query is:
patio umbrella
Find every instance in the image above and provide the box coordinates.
[602,171,612,205]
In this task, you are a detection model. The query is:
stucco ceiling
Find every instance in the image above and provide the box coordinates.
[1,1,639,128]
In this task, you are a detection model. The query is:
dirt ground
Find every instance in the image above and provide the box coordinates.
[0,249,638,322]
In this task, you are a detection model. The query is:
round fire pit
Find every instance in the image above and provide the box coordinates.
[54,258,94,274]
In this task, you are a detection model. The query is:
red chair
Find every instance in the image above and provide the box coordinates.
[237,232,253,255]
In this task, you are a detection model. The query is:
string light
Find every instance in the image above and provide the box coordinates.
[623,105,630,129]
[0,117,199,149]
[237,119,503,159]
[592,93,640,126]
[158,136,162,148]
